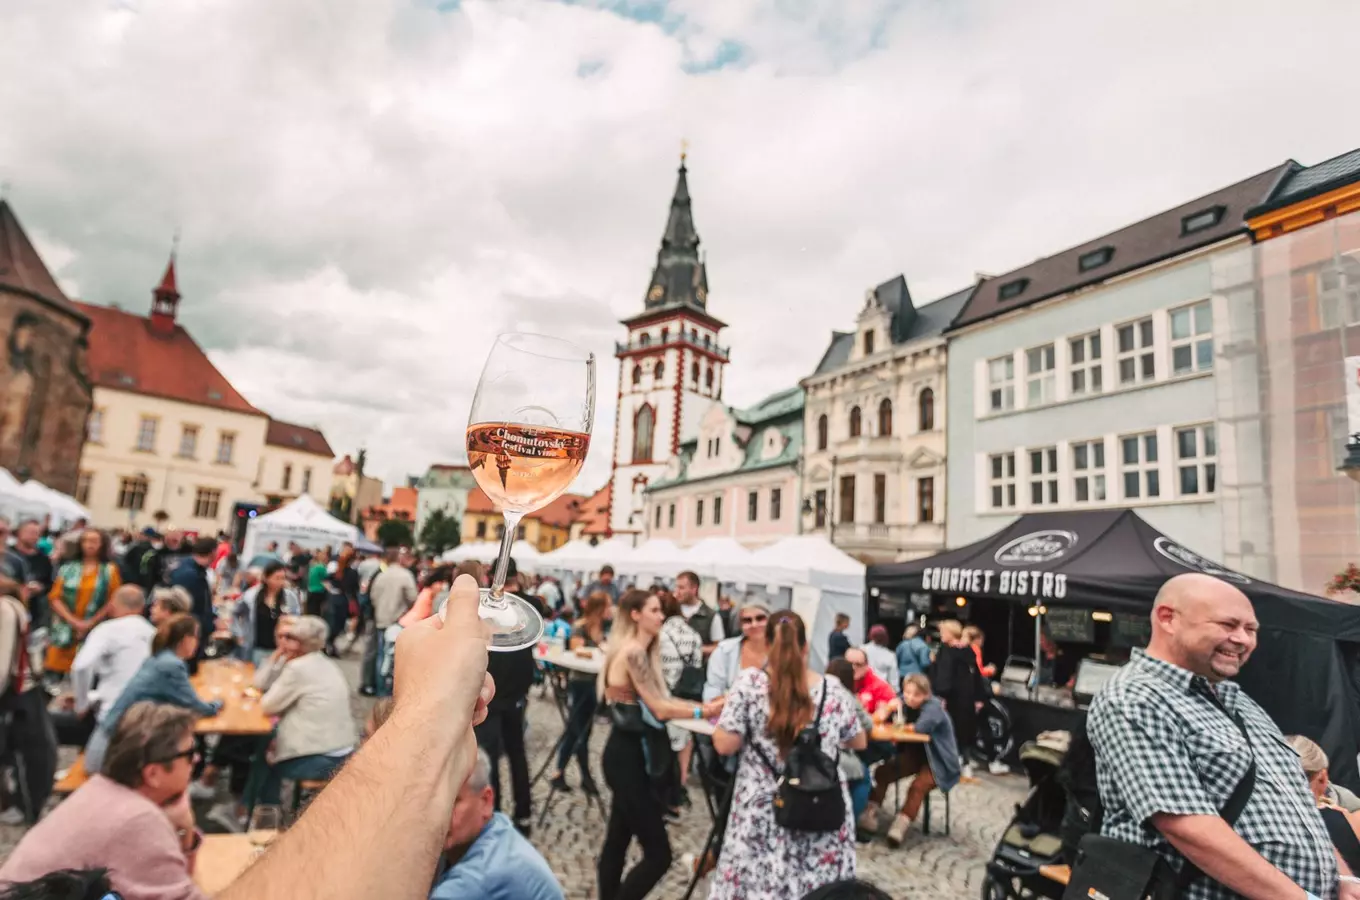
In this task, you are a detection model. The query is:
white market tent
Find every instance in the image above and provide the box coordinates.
[538,535,635,574]
[683,536,754,580]
[241,495,359,563]
[442,540,500,563]
[27,482,90,530]
[619,538,684,582]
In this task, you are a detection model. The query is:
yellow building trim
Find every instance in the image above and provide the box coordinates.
[1249,181,1360,240]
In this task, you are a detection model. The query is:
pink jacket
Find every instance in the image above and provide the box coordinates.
[0,775,204,900]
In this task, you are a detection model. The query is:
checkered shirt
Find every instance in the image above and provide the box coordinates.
[1087,649,1337,900]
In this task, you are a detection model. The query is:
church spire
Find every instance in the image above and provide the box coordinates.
[149,238,181,336]
[643,150,709,312]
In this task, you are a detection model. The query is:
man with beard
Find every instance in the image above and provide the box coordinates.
[1089,573,1351,900]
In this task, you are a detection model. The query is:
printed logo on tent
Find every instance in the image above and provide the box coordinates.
[1152,537,1250,584]
[994,530,1079,566]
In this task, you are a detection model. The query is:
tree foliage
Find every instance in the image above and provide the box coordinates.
[419,508,461,556]
[376,518,415,549]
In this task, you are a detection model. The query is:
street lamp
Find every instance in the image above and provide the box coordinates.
[1342,433,1360,484]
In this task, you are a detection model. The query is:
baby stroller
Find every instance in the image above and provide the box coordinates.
[980,733,1070,900]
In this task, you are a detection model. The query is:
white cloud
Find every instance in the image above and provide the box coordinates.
[1,0,1358,497]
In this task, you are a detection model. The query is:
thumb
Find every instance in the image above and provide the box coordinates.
[439,574,484,635]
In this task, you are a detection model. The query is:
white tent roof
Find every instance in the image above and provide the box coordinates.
[26,481,89,527]
[0,473,61,525]
[748,535,865,592]
[617,538,684,580]
[685,536,754,580]
[241,495,358,562]
[443,540,501,563]
[538,535,633,572]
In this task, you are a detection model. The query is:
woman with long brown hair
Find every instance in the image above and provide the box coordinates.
[598,589,722,900]
[709,610,866,898]
[548,590,611,794]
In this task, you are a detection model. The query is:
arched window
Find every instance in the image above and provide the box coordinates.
[691,361,699,383]
[639,333,651,347]
[631,365,642,388]
[705,366,714,389]
[918,388,935,431]
[654,360,664,380]
[633,404,655,463]
[878,398,893,437]
[849,406,862,438]
[817,414,828,451]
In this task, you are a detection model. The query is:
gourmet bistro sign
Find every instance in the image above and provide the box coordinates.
[919,566,1069,599]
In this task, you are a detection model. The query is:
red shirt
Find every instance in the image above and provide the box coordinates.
[854,668,897,715]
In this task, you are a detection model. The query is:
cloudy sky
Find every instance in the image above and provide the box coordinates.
[2,0,1357,496]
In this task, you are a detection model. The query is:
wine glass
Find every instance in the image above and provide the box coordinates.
[466,332,595,651]
[247,804,282,855]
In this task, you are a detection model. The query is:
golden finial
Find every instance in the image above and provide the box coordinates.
[680,138,689,164]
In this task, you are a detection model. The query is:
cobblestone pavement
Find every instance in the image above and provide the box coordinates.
[0,647,1027,899]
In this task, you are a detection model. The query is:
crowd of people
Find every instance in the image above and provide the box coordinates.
[0,517,1355,900]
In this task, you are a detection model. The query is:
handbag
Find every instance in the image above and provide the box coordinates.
[662,627,705,701]
[1063,703,1257,900]
[747,680,845,833]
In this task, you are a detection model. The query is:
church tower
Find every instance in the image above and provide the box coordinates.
[609,154,729,540]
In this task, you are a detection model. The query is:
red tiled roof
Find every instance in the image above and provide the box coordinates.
[363,485,418,521]
[465,486,495,514]
[0,201,83,320]
[575,482,612,536]
[266,418,334,458]
[74,300,263,416]
[465,487,586,528]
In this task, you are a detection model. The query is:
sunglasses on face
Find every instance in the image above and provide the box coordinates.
[741,615,768,625]
[154,746,199,766]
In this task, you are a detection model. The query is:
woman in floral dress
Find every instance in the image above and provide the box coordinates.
[710,610,867,899]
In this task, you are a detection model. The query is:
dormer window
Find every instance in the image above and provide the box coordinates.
[998,279,1029,301]
[863,330,875,355]
[1181,205,1225,235]
[1078,246,1114,272]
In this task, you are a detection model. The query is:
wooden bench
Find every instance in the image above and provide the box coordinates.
[1040,864,1071,886]
[53,754,89,795]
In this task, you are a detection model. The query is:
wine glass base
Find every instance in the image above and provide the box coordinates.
[478,588,544,652]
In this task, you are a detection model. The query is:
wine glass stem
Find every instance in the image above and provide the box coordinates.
[488,511,524,606]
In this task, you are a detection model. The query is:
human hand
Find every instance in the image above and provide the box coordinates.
[394,574,493,738]
[975,701,984,712]
[1336,882,1360,900]
[702,697,725,719]
[163,790,196,848]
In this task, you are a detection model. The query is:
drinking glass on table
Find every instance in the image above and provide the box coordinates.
[466,332,595,651]
[248,805,282,855]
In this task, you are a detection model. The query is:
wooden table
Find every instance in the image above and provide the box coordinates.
[870,723,931,744]
[192,660,273,736]
[193,831,277,894]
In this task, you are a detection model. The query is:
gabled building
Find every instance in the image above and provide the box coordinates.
[570,482,612,542]
[644,386,804,548]
[801,278,972,563]
[610,154,728,543]
[415,463,476,537]
[259,418,334,507]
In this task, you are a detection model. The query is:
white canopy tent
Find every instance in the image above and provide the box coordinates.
[746,536,867,671]
[616,538,684,582]
[240,495,359,563]
[26,482,90,530]
[0,472,62,526]
[684,536,755,581]
[442,540,501,563]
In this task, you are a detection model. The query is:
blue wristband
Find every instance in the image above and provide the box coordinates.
[693,706,702,719]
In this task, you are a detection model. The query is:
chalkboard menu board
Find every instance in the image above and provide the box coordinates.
[1113,612,1152,648]
[1045,607,1095,643]
[876,594,908,619]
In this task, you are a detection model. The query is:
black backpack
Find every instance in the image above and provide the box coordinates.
[748,680,845,833]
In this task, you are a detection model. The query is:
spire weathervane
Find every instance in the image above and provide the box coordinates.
[680,138,689,165]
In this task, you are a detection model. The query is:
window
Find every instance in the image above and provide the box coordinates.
[215,432,236,465]
[918,477,934,522]
[1181,205,1224,235]
[691,361,699,383]
[632,365,642,387]
[75,471,92,505]
[714,436,721,455]
[639,333,651,347]
[1176,424,1217,496]
[476,520,486,538]
[660,327,669,343]
[998,278,1030,300]
[839,475,856,523]
[632,405,655,463]
[987,355,1015,412]
[713,495,722,525]
[302,467,312,493]
[655,505,662,528]
[87,409,104,444]
[193,488,222,519]
[1029,446,1058,506]
[696,498,704,526]
[1025,344,1056,406]
[705,366,714,390]
[1078,246,1114,272]
[849,406,862,438]
[878,399,893,437]
[668,503,676,528]
[989,453,1016,509]
[654,360,664,380]
[873,473,886,524]
[116,475,148,511]
[496,524,505,539]
[814,489,827,528]
[517,525,526,539]
[1121,432,1160,499]
[1169,301,1213,375]
[747,490,758,522]
[863,330,875,355]
[282,464,292,491]
[1072,439,1107,503]
[1069,332,1103,397]
[816,415,828,451]
[1116,317,1155,385]
[770,488,782,520]
[135,416,158,452]
[1319,266,1360,329]
[177,425,198,458]
[917,389,934,431]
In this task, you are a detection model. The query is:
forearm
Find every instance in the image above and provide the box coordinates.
[1154,814,1309,900]
[219,702,471,900]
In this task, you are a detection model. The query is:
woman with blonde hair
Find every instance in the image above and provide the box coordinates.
[931,619,988,779]
[597,589,722,900]
[703,601,771,702]
[710,609,867,897]
[1287,734,1360,872]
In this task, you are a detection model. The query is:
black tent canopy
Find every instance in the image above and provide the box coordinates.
[866,509,1360,789]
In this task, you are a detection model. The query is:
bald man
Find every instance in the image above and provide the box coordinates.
[71,585,153,720]
[1088,574,1349,900]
